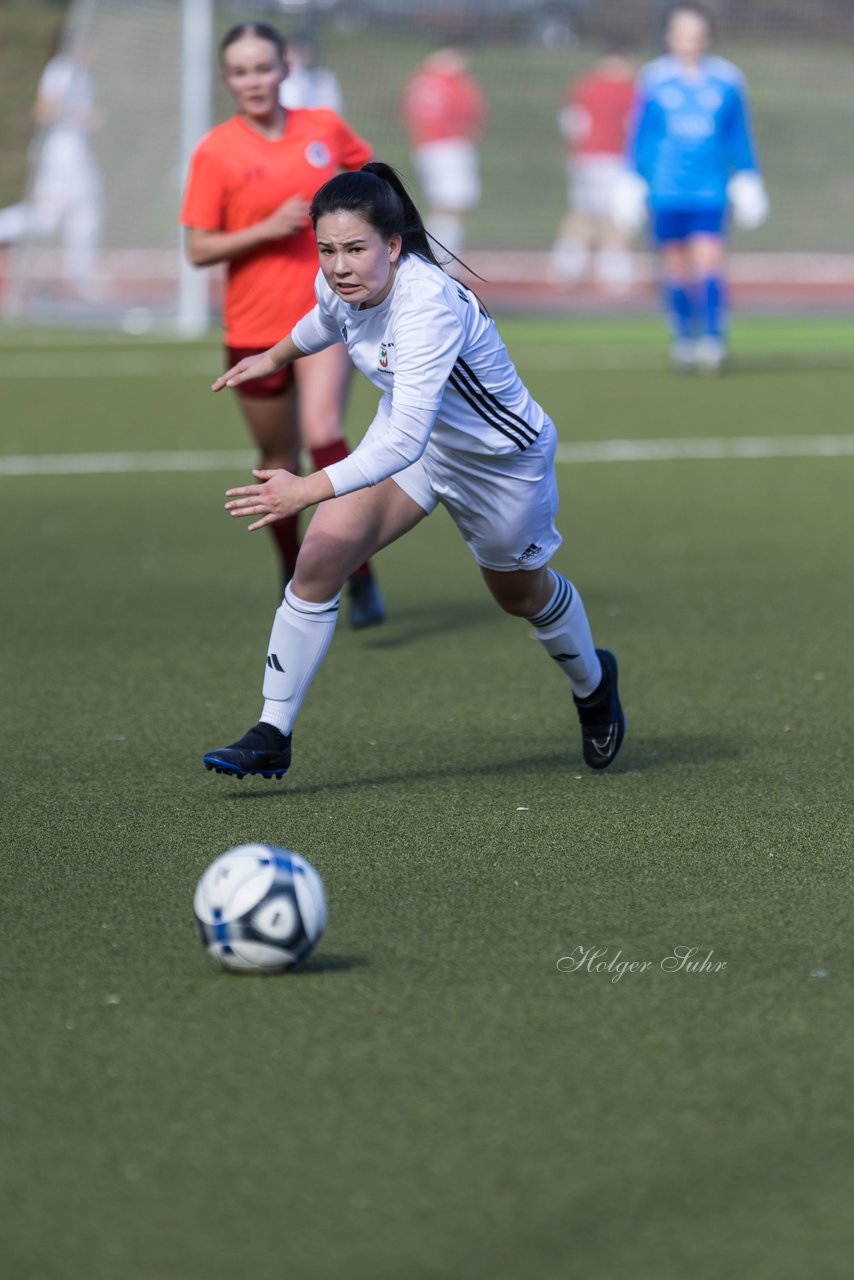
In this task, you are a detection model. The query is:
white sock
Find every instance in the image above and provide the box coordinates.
[529,571,602,698]
[427,212,464,264]
[594,248,635,293]
[260,583,340,735]
[552,237,590,282]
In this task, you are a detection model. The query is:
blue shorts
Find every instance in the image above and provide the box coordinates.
[651,206,728,245]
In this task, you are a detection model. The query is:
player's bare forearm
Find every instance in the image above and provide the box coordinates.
[225,467,336,530]
[212,335,303,392]
[184,224,275,267]
[185,200,310,268]
[265,333,304,370]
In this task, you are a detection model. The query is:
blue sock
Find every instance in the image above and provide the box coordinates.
[698,275,727,339]
[662,280,694,341]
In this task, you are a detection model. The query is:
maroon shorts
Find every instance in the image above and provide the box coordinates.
[225,346,295,399]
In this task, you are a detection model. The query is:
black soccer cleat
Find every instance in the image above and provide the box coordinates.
[573,648,626,771]
[203,722,292,780]
[348,571,386,630]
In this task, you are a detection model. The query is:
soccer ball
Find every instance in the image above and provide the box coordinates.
[194,844,327,973]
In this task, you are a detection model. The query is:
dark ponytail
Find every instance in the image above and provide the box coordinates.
[363,161,441,264]
[310,162,479,278]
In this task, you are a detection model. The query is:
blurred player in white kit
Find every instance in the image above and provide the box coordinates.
[0,39,103,300]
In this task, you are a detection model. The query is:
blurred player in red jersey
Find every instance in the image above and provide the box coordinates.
[402,47,487,270]
[552,41,637,293]
[181,23,384,626]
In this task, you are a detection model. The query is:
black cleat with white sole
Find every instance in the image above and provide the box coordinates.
[203,722,292,780]
[573,649,626,770]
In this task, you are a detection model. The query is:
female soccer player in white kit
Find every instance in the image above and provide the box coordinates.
[203,163,625,777]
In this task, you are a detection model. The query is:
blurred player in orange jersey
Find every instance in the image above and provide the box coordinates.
[552,41,637,293]
[402,47,487,270]
[181,22,384,626]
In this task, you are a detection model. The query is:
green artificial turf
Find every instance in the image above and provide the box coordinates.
[1,316,853,1279]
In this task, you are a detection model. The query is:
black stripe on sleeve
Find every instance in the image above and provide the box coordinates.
[455,357,538,447]
[448,371,530,450]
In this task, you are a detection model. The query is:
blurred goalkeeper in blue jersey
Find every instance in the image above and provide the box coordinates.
[613,3,768,372]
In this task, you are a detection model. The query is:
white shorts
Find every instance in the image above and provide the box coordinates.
[392,417,562,572]
[413,139,481,212]
[568,155,626,219]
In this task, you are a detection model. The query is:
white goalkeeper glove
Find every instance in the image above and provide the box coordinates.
[727,171,769,229]
[611,172,649,234]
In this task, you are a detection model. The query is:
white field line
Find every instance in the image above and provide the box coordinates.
[0,348,666,376]
[0,351,217,378]
[555,435,854,464]
[0,450,255,476]
[2,436,854,478]
[517,347,854,371]
[1,346,852,379]
[0,347,655,377]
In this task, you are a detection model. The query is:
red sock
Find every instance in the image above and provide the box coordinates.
[311,441,371,579]
[310,440,350,471]
[269,516,300,576]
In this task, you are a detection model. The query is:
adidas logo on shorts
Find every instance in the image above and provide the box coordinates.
[518,542,543,563]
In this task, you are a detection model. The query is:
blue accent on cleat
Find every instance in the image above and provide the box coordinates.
[202,723,292,780]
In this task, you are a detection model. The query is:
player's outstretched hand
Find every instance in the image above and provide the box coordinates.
[225,468,306,530]
[212,351,278,392]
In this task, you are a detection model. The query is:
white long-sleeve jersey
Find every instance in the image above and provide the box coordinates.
[290,254,546,496]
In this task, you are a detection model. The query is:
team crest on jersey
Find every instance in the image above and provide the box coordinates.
[305,141,332,168]
[378,340,394,370]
